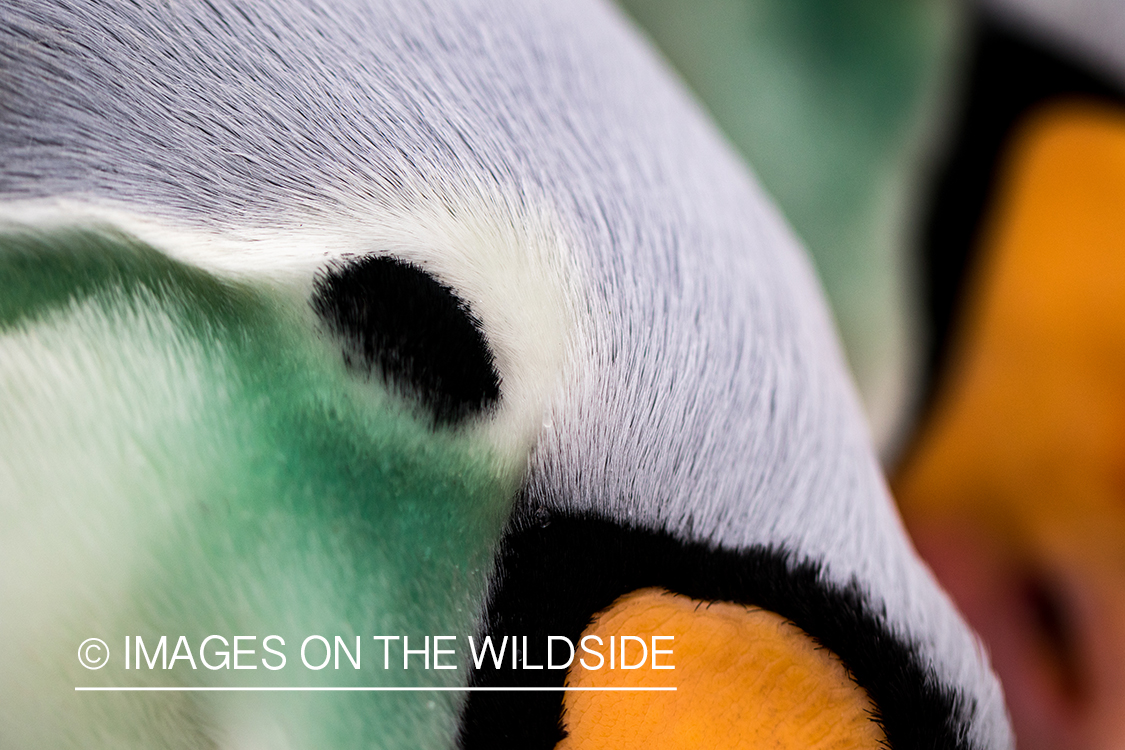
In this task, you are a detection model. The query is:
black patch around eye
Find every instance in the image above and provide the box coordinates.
[311,256,501,425]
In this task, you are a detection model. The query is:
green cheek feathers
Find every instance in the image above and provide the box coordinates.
[0,228,517,748]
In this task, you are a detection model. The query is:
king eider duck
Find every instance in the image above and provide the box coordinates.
[0,1,1010,748]
[897,1,1125,748]
[612,4,1125,747]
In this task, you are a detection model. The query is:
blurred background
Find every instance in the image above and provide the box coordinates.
[613,1,1125,748]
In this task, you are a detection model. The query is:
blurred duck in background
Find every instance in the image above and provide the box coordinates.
[901,2,1125,748]
[618,1,1125,748]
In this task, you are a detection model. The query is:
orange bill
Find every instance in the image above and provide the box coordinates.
[896,101,1125,750]
[558,588,885,750]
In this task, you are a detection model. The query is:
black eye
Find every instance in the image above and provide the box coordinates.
[311,256,501,426]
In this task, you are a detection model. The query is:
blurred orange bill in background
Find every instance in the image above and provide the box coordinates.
[896,101,1125,750]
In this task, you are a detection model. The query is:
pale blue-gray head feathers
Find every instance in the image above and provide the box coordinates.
[1,1,1011,748]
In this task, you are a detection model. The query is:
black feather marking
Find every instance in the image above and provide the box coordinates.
[458,511,975,750]
[919,16,1125,409]
[311,255,501,425]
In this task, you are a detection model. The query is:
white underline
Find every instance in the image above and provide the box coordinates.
[75,686,676,692]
